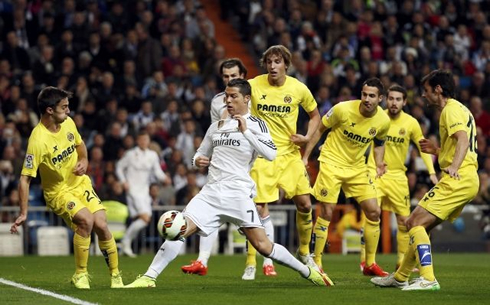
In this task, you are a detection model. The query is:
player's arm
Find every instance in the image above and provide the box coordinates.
[412,123,438,184]
[152,153,171,185]
[373,139,387,178]
[115,151,131,190]
[193,123,215,168]
[238,116,277,161]
[445,130,469,179]
[302,123,328,165]
[291,107,321,146]
[73,140,88,176]
[10,175,32,234]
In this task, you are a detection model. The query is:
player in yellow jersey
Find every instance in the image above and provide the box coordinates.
[361,85,439,271]
[9,87,123,289]
[303,78,390,277]
[371,70,479,290]
[242,45,321,280]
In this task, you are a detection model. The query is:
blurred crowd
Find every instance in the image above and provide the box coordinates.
[0,0,490,229]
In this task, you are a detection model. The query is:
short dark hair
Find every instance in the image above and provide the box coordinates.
[220,58,248,78]
[37,86,73,114]
[388,84,407,100]
[421,69,455,98]
[362,77,385,96]
[260,45,292,71]
[227,79,251,97]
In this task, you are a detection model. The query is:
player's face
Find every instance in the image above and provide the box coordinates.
[266,54,287,85]
[422,82,439,106]
[360,85,382,116]
[137,134,150,150]
[224,86,249,116]
[222,66,244,86]
[51,98,70,123]
[386,90,406,116]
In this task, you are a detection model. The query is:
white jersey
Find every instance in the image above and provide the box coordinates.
[116,146,167,196]
[193,113,276,190]
[210,92,226,123]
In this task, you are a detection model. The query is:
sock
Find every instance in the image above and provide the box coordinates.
[312,217,330,267]
[268,243,309,278]
[245,239,257,267]
[262,215,275,266]
[364,218,380,266]
[74,233,91,274]
[296,210,313,256]
[145,239,185,279]
[410,226,435,281]
[197,230,218,266]
[396,224,409,267]
[395,231,418,282]
[360,227,366,264]
[98,236,119,275]
[123,218,147,244]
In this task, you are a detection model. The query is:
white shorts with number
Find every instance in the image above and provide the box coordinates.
[126,192,152,218]
[183,183,263,237]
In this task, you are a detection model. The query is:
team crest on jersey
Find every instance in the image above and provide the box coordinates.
[320,189,328,197]
[67,132,75,142]
[25,154,34,169]
[67,202,76,210]
[284,95,292,104]
[369,128,377,137]
[399,128,406,136]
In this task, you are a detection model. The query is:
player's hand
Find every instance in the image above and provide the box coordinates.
[442,165,460,180]
[195,156,210,168]
[233,115,247,132]
[73,158,88,176]
[376,162,387,178]
[429,173,439,185]
[10,214,27,234]
[291,134,308,146]
[419,138,439,155]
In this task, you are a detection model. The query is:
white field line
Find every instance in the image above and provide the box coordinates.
[0,278,99,305]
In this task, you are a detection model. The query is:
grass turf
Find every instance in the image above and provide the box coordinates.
[1,253,489,305]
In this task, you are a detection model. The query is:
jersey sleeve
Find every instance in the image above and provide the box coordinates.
[322,103,343,129]
[443,105,468,137]
[21,136,44,178]
[193,123,216,166]
[299,82,318,113]
[244,118,277,161]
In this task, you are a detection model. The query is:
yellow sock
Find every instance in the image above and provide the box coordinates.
[312,217,330,267]
[410,226,435,281]
[364,218,380,266]
[74,233,91,274]
[396,224,409,267]
[98,236,120,275]
[296,210,313,256]
[245,240,257,267]
[395,232,417,282]
[360,227,366,264]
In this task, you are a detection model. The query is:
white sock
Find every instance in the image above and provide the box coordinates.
[268,243,309,277]
[123,218,147,244]
[145,239,184,279]
[262,216,274,266]
[197,230,218,266]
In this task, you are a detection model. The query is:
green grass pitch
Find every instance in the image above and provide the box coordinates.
[1,253,489,305]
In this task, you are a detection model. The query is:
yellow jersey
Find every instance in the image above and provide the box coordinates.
[319,100,390,167]
[250,74,317,156]
[439,99,478,170]
[368,110,436,180]
[22,116,85,203]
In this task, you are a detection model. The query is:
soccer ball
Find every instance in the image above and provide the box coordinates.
[157,210,187,240]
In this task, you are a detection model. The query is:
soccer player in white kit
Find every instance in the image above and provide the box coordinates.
[125,79,333,288]
[116,131,170,257]
[181,58,251,275]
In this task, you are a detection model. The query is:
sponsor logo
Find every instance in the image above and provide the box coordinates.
[51,144,76,165]
[343,130,372,144]
[67,132,75,142]
[25,154,34,169]
[417,244,432,266]
[67,202,76,210]
[256,104,291,113]
[284,95,292,104]
[386,135,405,143]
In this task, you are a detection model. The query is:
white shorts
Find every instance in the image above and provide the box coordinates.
[183,183,263,237]
[126,192,152,218]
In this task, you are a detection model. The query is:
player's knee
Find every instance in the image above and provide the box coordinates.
[76,216,94,234]
[364,208,380,222]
